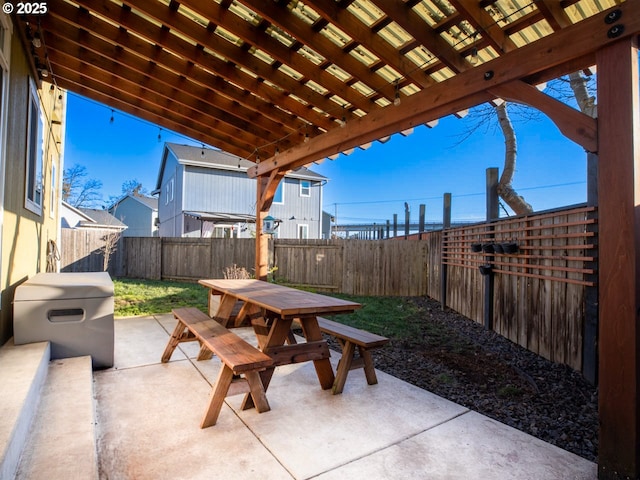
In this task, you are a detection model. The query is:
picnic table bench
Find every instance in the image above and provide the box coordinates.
[291,317,389,394]
[161,307,273,428]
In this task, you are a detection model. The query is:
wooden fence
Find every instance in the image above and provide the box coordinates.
[441,205,597,372]
[59,204,598,375]
[60,228,126,275]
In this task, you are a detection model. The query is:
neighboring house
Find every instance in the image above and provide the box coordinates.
[155,143,328,239]
[108,194,158,237]
[60,201,127,232]
[0,17,67,345]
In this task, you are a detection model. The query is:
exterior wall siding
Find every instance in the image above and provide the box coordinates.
[157,150,180,237]
[0,33,65,344]
[112,197,155,237]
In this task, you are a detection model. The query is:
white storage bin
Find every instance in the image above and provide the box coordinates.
[13,272,114,369]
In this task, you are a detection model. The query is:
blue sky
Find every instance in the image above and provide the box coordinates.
[64,92,588,224]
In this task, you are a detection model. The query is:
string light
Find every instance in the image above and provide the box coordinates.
[201,144,205,157]
[109,109,114,124]
[157,128,162,143]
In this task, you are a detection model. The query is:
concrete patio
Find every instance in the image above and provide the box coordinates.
[4,314,597,479]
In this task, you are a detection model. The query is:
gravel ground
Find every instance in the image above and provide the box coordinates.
[330,296,599,462]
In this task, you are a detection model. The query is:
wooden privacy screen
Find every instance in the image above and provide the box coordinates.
[442,205,597,371]
[442,206,597,287]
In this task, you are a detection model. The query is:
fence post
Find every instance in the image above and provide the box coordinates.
[441,193,451,311]
[418,204,425,240]
[404,203,410,239]
[484,168,499,330]
[393,214,398,238]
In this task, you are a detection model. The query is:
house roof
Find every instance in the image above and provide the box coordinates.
[17,0,632,175]
[77,207,128,230]
[110,194,158,211]
[156,143,327,190]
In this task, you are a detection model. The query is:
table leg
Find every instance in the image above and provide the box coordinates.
[242,317,293,410]
[300,316,335,390]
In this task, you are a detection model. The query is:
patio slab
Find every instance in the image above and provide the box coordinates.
[92,315,596,480]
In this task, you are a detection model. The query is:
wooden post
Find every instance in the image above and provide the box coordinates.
[596,37,640,480]
[404,203,410,239]
[484,169,498,330]
[441,193,452,311]
[443,193,451,229]
[486,168,499,221]
[255,172,284,281]
[393,214,398,238]
[418,204,425,240]
[386,220,390,239]
[255,176,270,281]
[583,152,598,385]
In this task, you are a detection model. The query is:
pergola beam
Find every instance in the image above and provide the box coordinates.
[249,1,640,178]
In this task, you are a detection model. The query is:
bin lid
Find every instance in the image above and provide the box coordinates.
[14,272,114,301]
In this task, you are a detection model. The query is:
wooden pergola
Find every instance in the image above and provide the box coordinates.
[15,1,639,477]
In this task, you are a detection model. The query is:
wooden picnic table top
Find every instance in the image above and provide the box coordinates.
[198,279,360,318]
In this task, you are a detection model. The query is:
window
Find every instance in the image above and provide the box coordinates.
[25,79,44,214]
[300,180,310,197]
[165,177,174,205]
[273,182,284,204]
[298,224,308,239]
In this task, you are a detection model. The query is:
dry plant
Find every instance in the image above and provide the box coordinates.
[101,231,121,272]
[223,264,251,279]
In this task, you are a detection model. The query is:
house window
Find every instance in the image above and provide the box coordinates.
[25,78,44,215]
[273,182,284,204]
[300,180,310,197]
[298,224,308,239]
[165,177,174,205]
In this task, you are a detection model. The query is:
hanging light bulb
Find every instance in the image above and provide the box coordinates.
[469,46,479,66]
[157,128,162,143]
[304,132,309,143]
[109,109,114,124]
[201,144,205,157]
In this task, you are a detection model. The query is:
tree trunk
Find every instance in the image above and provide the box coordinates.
[495,102,533,215]
[568,72,597,117]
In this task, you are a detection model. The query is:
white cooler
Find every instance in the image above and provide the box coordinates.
[13,272,114,369]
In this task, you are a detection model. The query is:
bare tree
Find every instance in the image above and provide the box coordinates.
[458,71,596,215]
[62,164,103,208]
[100,231,121,272]
[495,102,533,215]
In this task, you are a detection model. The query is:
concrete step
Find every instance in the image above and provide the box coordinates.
[0,340,50,480]
[15,355,98,480]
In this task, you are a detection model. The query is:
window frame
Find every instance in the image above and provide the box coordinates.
[299,179,311,197]
[25,78,44,215]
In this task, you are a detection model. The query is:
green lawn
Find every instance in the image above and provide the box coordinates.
[113,278,424,340]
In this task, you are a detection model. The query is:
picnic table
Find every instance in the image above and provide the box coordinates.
[198,279,361,404]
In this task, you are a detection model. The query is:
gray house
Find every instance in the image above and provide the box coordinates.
[60,201,127,232]
[155,143,328,239]
[108,194,159,237]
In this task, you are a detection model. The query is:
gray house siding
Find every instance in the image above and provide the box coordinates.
[158,150,181,237]
[155,144,327,239]
[183,166,254,214]
[269,177,323,239]
[110,196,158,237]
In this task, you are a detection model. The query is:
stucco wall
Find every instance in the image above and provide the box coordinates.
[0,33,65,344]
